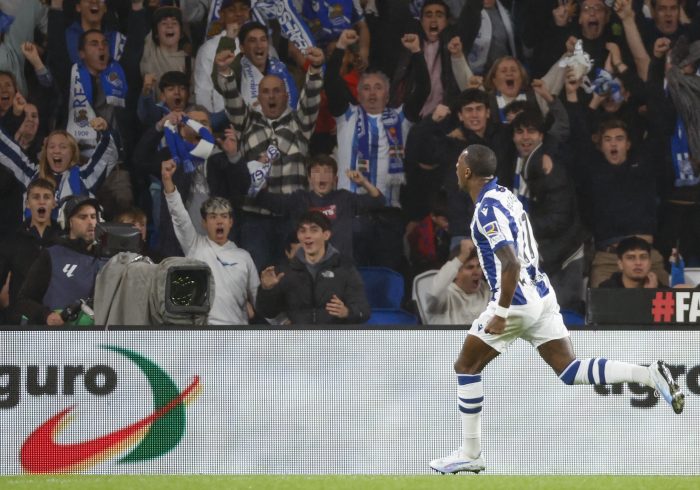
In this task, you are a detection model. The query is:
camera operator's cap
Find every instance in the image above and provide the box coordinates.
[58,195,101,230]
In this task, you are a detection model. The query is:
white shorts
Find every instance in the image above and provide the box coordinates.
[468,292,570,353]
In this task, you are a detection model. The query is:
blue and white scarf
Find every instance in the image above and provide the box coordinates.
[671,116,700,187]
[302,0,358,45]
[206,0,224,39]
[350,107,405,191]
[164,116,216,174]
[240,55,299,109]
[67,61,127,148]
[253,0,315,50]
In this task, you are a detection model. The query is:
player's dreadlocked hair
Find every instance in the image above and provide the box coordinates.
[463,144,497,178]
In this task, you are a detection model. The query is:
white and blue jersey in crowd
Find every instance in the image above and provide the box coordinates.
[470,178,550,306]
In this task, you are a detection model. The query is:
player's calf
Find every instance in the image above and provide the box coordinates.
[558,358,685,414]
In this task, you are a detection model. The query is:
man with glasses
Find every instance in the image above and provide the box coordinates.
[161,159,259,325]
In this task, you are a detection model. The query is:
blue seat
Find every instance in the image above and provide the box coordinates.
[561,309,585,327]
[358,266,404,309]
[366,308,419,325]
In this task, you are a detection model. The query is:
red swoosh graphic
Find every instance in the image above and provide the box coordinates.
[20,376,200,474]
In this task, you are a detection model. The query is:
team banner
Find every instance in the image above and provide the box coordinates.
[1,329,698,475]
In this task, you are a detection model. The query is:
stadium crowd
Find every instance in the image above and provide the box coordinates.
[0,0,698,326]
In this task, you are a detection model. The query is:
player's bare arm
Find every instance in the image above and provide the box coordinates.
[484,245,520,335]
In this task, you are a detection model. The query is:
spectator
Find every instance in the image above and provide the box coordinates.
[140,6,192,100]
[58,0,124,64]
[193,0,251,119]
[391,0,475,116]
[114,206,163,263]
[162,158,259,325]
[405,196,451,275]
[423,239,490,325]
[254,153,385,260]
[463,0,518,77]
[213,21,301,109]
[17,194,106,325]
[598,236,668,289]
[0,70,18,118]
[326,29,429,207]
[565,99,667,287]
[507,109,586,311]
[406,89,510,246]
[213,40,325,269]
[135,106,246,258]
[138,70,190,127]
[255,210,370,324]
[0,178,60,324]
[0,117,118,206]
[0,0,47,97]
[646,37,700,267]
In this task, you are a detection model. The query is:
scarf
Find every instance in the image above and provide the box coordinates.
[206,0,224,39]
[240,55,299,109]
[67,61,127,147]
[666,64,700,187]
[163,116,215,174]
[351,107,405,191]
[302,0,356,44]
[495,91,526,123]
[65,24,126,64]
[512,142,543,212]
[253,0,315,50]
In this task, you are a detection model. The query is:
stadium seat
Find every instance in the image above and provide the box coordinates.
[561,309,585,327]
[358,266,405,309]
[411,270,439,324]
[366,308,419,325]
[683,267,700,286]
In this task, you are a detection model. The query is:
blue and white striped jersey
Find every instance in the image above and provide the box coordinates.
[470,178,550,306]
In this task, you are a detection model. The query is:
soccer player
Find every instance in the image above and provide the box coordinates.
[429,144,685,475]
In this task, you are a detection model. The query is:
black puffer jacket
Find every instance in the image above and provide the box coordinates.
[256,247,370,325]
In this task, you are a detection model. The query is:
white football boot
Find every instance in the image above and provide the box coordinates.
[429,447,485,474]
[648,360,685,414]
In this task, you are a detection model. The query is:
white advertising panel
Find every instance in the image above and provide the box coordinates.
[1,329,697,475]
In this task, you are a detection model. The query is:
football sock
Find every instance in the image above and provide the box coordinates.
[457,374,483,460]
[559,358,652,386]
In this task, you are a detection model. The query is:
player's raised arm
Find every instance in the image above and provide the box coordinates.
[485,244,520,335]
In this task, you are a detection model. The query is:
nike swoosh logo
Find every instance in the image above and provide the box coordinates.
[20,376,200,474]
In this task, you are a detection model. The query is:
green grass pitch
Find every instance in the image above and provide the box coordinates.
[2,475,700,490]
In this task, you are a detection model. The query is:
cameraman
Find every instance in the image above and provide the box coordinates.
[17,195,107,326]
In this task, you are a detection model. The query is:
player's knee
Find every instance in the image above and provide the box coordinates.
[454,358,481,375]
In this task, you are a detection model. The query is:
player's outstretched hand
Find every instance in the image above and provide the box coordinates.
[326,294,349,318]
[485,315,506,335]
[261,266,285,290]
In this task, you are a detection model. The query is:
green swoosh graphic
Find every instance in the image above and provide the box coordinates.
[102,345,185,462]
